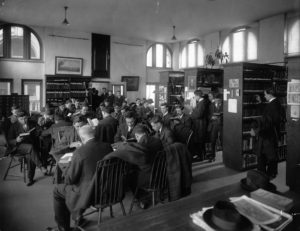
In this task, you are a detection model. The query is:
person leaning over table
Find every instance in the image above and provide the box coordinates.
[49,125,113,231]
[8,110,47,186]
[151,115,175,147]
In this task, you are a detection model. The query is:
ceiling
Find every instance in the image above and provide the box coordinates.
[0,0,299,42]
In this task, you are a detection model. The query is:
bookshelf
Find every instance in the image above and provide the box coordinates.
[223,62,287,171]
[159,71,185,107]
[46,75,91,106]
[0,95,30,117]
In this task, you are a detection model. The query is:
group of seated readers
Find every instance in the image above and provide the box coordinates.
[0,89,222,231]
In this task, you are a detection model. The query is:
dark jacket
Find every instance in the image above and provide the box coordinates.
[153,126,175,147]
[139,135,164,163]
[172,114,192,144]
[95,116,118,143]
[8,120,37,148]
[64,139,113,212]
[162,112,172,128]
[191,98,209,142]
[114,122,139,142]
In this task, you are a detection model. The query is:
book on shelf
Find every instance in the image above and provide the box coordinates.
[58,152,73,164]
[250,189,293,212]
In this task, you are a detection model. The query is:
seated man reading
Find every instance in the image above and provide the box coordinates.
[50,125,113,231]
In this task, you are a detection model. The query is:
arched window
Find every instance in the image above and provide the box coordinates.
[146,43,172,68]
[287,18,300,55]
[180,39,204,68]
[221,27,258,63]
[0,24,42,60]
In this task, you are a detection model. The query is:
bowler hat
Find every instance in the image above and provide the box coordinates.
[240,169,277,192]
[202,200,253,231]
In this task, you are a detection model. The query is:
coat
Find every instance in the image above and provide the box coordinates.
[164,143,192,201]
[162,113,172,128]
[172,114,192,144]
[114,122,139,142]
[64,139,113,212]
[190,98,209,143]
[153,126,175,147]
[95,116,118,143]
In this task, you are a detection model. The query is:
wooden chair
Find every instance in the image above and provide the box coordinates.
[76,158,128,229]
[129,151,168,213]
[3,148,27,183]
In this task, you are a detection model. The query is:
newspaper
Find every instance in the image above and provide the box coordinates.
[230,196,293,231]
[58,152,73,164]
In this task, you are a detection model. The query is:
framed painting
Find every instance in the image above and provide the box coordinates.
[55,56,83,75]
[121,76,139,91]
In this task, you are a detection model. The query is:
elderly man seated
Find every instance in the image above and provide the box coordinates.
[50,125,113,231]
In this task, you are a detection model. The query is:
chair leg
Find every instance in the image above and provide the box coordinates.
[152,191,155,207]
[23,157,26,183]
[98,208,103,225]
[129,188,138,214]
[3,156,13,180]
[120,202,126,216]
[109,205,114,218]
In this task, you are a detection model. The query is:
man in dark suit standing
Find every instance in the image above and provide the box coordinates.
[150,115,175,147]
[160,103,172,128]
[190,90,209,161]
[95,106,118,143]
[51,125,113,231]
[172,105,192,144]
[114,111,139,143]
[254,88,284,179]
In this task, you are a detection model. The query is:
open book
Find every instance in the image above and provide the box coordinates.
[87,118,99,127]
[58,152,73,164]
[230,195,293,231]
[19,127,36,137]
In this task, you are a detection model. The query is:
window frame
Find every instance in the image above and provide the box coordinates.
[180,39,205,69]
[0,78,13,95]
[21,79,43,113]
[146,43,172,69]
[0,23,43,62]
[221,28,258,63]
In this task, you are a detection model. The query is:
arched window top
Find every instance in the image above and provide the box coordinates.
[180,39,204,68]
[146,43,172,68]
[221,27,258,63]
[287,18,300,55]
[0,23,42,60]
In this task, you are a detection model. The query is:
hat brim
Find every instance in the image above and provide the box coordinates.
[203,209,253,231]
[240,178,277,192]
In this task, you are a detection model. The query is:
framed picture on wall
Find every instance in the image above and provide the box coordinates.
[55,56,83,75]
[121,76,139,91]
[188,75,196,91]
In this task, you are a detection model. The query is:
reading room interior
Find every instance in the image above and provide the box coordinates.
[0,0,300,230]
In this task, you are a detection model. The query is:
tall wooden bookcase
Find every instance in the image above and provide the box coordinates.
[223,62,287,171]
[286,56,300,191]
[159,71,185,106]
[46,75,91,106]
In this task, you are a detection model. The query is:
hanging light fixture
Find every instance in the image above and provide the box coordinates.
[171,25,177,40]
[62,6,70,26]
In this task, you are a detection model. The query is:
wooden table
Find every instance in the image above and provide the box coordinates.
[96,183,246,231]
[92,183,300,231]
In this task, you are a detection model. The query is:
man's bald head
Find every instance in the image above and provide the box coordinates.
[78,125,95,144]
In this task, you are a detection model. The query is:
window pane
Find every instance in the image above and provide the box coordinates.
[181,47,187,68]
[222,37,230,60]
[11,26,24,58]
[233,31,244,62]
[24,82,41,112]
[30,32,40,59]
[247,32,257,60]
[188,43,196,67]
[197,44,204,66]
[0,29,3,57]
[0,82,11,95]
[288,20,300,54]
[146,85,156,106]
[147,47,153,67]
[156,44,163,68]
[166,49,171,68]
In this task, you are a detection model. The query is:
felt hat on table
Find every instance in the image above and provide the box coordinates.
[202,200,253,231]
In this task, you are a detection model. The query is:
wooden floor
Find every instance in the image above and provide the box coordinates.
[0,152,293,231]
